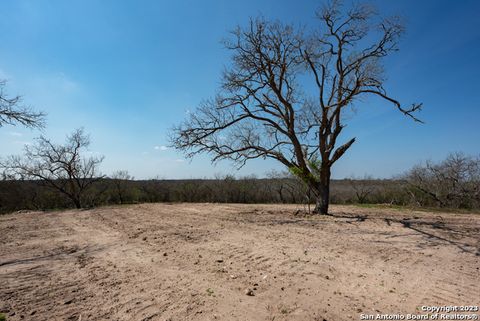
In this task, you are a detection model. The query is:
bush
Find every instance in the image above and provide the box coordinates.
[404,153,480,209]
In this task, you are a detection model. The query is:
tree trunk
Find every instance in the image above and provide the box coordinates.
[314,182,329,214]
[313,166,331,215]
[72,196,82,209]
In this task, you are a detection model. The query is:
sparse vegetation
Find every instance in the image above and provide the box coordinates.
[1,153,478,214]
[404,153,480,209]
[206,288,215,296]
[110,170,138,204]
[0,175,394,214]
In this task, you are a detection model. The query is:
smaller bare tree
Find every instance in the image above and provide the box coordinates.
[347,175,375,204]
[1,128,104,208]
[405,153,480,209]
[111,170,134,204]
[0,80,46,128]
[266,170,304,204]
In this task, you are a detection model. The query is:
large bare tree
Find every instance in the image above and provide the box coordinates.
[171,1,422,214]
[0,80,45,128]
[1,128,104,208]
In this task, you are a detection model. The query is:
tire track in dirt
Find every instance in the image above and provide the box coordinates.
[1,204,479,321]
[65,208,216,321]
[420,263,480,307]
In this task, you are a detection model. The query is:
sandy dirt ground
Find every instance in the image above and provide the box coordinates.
[0,203,479,321]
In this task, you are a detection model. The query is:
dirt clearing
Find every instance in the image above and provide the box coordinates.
[1,203,479,321]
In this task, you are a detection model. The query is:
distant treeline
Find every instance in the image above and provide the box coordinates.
[2,151,479,214]
[0,177,418,214]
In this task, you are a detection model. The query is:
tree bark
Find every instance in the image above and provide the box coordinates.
[313,166,331,215]
[73,197,82,209]
[314,182,330,214]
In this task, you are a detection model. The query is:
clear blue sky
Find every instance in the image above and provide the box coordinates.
[0,0,479,179]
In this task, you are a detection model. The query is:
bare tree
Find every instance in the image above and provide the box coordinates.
[111,170,134,204]
[0,80,46,128]
[171,1,421,214]
[266,170,304,204]
[347,175,375,204]
[1,128,104,208]
[405,153,480,209]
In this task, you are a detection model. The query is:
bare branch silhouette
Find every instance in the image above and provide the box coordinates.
[0,80,46,129]
[171,2,422,214]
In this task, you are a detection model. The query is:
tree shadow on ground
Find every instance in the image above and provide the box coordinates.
[220,207,479,256]
[327,211,480,256]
